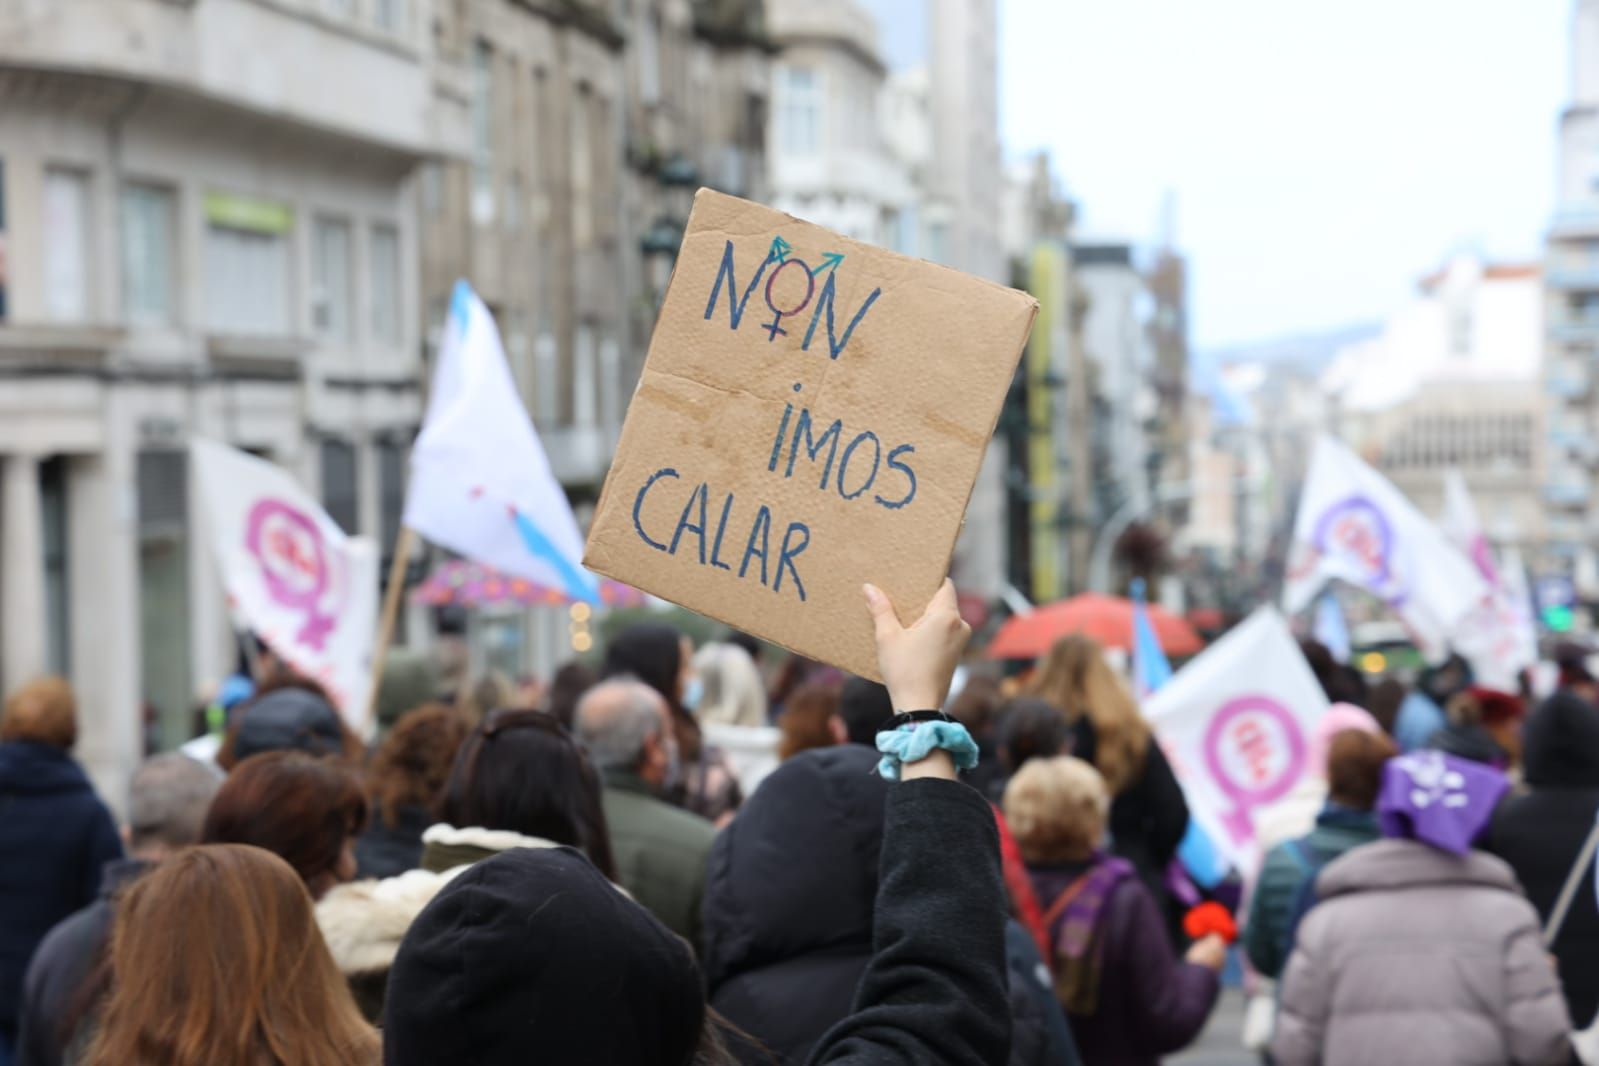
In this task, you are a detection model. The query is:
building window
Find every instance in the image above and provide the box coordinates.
[778,67,819,155]
[320,439,359,534]
[573,324,597,428]
[374,0,404,33]
[378,439,406,574]
[370,224,401,346]
[571,84,593,249]
[640,11,661,104]
[0,158,9,318]
[599,334,621,433]
[471,40,495,224]
[420,162,443,217]
[121,183,176,326]
[137,449,190,749]
[204,192,292,335]
[927,220,949,264]
[40,456,69,676]
[534,330,559,425]
[44,167,92,322]
[312,216,353,340]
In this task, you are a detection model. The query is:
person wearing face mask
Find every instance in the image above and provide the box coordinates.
[576,678,718,952]
[603,624,743,823]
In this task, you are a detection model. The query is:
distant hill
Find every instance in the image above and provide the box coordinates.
[1196,322,1383,376]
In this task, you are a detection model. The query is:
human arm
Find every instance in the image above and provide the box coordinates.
[1501,909,1573,1065]
[805,580,1009,1065]
[1114,880,1221,1056]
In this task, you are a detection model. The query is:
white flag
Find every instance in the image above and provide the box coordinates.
[404,280,598,602]
[1284,436,1486,661]
[191,440,377,724]
[1440,471,1538,689]
[1146,608,1329,870]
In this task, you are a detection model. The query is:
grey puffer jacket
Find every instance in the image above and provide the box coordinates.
[1272,838,1571,1066]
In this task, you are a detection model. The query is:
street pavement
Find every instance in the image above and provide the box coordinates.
[1170,990,1254,1066]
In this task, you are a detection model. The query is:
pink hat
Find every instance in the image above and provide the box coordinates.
[1310,702,1382,778]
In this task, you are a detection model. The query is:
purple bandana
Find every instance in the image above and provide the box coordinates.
[1377,750,1509,855]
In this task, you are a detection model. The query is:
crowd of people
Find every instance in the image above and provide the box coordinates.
[2,583,1599,1065]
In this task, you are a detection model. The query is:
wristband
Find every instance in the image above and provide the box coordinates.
[877,709,955,733]
[875,718,979,781]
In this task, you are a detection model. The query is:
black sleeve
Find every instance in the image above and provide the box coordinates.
[1138,740,1189,870]
[807,778,1011,1066]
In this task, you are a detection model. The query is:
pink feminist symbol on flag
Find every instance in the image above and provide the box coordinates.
[245,498,335,651]
[1202,695,1307,846]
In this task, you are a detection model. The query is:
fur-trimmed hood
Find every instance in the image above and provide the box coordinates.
[317,825,563,976]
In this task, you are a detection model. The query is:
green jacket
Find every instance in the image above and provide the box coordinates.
[1244,806,1379,979]
[602,771,717,952]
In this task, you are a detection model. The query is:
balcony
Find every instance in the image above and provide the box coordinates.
[1545,482,1590,508]
[1551,317,1599,341]
[1548,371,1591,398]
[1548,266,1599,290]
[0,0,436,155]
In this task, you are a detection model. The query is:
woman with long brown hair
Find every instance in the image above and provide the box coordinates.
[1027,634,1189,905]
[355,704,472,878]
[82,844,379,1066]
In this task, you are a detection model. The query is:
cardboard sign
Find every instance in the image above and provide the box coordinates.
[584,190,1036,679]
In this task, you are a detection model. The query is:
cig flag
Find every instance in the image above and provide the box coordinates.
[1284,436,1486,661]
[1145,608,1329,870]
[404,280,598,602]
[191,440,377,723]
[1439,470,1537,690]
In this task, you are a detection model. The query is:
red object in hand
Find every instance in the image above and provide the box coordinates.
[1183,901,1238,945]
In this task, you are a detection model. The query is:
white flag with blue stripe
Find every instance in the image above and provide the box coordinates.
[404,280,599,603]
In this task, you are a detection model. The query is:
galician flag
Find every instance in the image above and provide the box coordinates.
[404,280,599,603]
[1130,578,1172,700]
[1284,436,1486,661]
[190,440,378,724]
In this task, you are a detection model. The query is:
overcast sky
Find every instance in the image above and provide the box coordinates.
[999,1,1570,350]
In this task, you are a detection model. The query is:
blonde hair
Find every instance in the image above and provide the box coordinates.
[1003,755,1110,864]
[692,643,767,728]
[1026,635,1147,794]
[1,676,78,749]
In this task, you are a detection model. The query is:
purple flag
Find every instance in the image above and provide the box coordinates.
[1377,750,1508,855]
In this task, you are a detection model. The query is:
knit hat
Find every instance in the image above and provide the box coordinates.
[232,688,345,762]
[383,847,704,1066]
[1376,750,1509,855]
[1309,702,1382,778]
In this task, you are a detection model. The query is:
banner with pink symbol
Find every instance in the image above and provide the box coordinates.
[1283,435,1485,662]
[1145,608,1328,870]
[192,440,377,727]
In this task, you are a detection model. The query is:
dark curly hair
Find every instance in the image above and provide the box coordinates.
[368,704,473,826]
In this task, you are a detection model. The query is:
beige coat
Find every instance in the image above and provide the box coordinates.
[1272,837,1571,1066]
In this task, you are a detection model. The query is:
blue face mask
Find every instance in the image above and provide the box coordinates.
[682,675,704,712]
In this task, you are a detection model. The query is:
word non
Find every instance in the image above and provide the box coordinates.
[704,237,883,360]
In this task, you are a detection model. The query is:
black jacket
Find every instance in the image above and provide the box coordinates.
[15,860,148,1066]
[705,749,1064,1065]
[0,742,122,1041]
[1070,724,1188,891]
[807,777,1011,1065]
[1484,690,1599,1024]
[354,804,432,880]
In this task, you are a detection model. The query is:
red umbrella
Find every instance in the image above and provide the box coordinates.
[985,593,1204,660]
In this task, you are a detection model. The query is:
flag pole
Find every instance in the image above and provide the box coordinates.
[364,524,418,733]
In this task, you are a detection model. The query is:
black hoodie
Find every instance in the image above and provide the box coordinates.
[1484,690,1599,1024]
[702,746,1071,1065]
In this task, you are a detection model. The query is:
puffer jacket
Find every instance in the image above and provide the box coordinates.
[1485,690,1599,1026]
[1272,837,1571,1066]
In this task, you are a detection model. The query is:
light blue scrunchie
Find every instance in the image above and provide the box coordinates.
[875,720,980,782]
